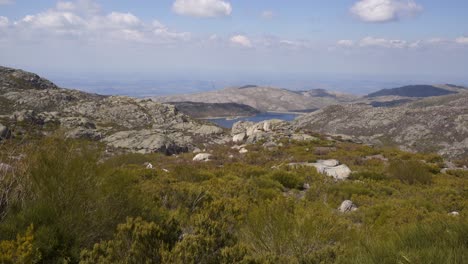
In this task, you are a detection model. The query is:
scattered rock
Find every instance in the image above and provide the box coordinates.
[449,211,460,216]
[145,162,154,169]
[263,141,278,150]
[232,132,246,143]
[231,145,246,150]
[193,147,202,153]
[291,133,317,142]
[303,183,310,190]
[192,125,224,135]
[338,200,358,213]
[314,147,337,155]
[66,128,102,140]
[0,124,11,139]
[289,159,352,180]
[193,153,212,162]
[239,148,248,154]
[363,154,388,162]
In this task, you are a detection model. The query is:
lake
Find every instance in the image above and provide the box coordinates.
[205,112,300,128]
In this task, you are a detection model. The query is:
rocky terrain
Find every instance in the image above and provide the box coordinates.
[294,92,468,159]
[167,101,260,118]
[153,86,358,112]
[0,66,227,154]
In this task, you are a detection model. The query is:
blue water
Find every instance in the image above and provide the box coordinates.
[206,112,300,128]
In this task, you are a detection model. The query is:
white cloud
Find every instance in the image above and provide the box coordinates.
[230,35,252,48]
[8,0,189,44]
[0,16,9,27]
[19,11,86,33]
[351,0,422,23]
[455,37,468,45]
[0,0,14,5]
[173,0,232,17]
[261,10,274,19]
[105,12,142,28]
[337,39,354,47]
[56,1,76,11]
[359,36,409,48]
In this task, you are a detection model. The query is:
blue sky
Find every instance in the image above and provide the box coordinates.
[1,0,467,93]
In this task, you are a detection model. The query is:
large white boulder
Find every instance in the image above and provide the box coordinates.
[233,132,246,143]
[193,153,212,162]
[323,165,352,180]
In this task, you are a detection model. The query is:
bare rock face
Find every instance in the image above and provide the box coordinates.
[294,92,468,159]
[232,133,246,143]
[338,200,358,213]
[232,119,317,145]
[0,66,227,154]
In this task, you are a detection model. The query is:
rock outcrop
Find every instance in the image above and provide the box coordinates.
[0,66,228,154]
[294,92,468,159]
[231,119,317,144]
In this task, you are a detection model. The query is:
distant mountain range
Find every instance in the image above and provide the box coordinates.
[153,84,467,114]
[153,86,358,112]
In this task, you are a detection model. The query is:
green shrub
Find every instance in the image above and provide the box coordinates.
[342,219,468,264]
[351,171,388,181]
[269,171,303,189]
[446,169,468,178]
[0,225,40,264]
[80,217,180,264]
[241,199,344,263]
[388,160,433,184]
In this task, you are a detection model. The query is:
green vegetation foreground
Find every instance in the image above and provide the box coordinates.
[0,136,467,263]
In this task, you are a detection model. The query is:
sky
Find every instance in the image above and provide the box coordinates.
[0,0,467,94]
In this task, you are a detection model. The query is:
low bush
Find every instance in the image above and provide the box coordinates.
[388,159,433,184]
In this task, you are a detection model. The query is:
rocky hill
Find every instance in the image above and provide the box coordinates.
[167,101,260,118]
[0,66,227,154]
[294,92,468,159]
[367,84,461,98]
[153,86,358,112]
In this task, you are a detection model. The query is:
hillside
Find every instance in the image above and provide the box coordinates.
[294,92,468,159]
[0,66,227,154]
[153,86,358,112]
[167,101,260,118]
[367,84,461,98]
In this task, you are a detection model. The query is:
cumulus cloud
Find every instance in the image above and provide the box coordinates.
[359,36,409,48]
[351,0,422,23]
[6,0,189,43]
[230,35,252,48]
[455,37,468,45]
[173,0,232,18]
[0,16,9,27]
[337,40,355,47]
[261,10,275,19]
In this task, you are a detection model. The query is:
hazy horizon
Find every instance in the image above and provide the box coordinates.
[1,0,468,96]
